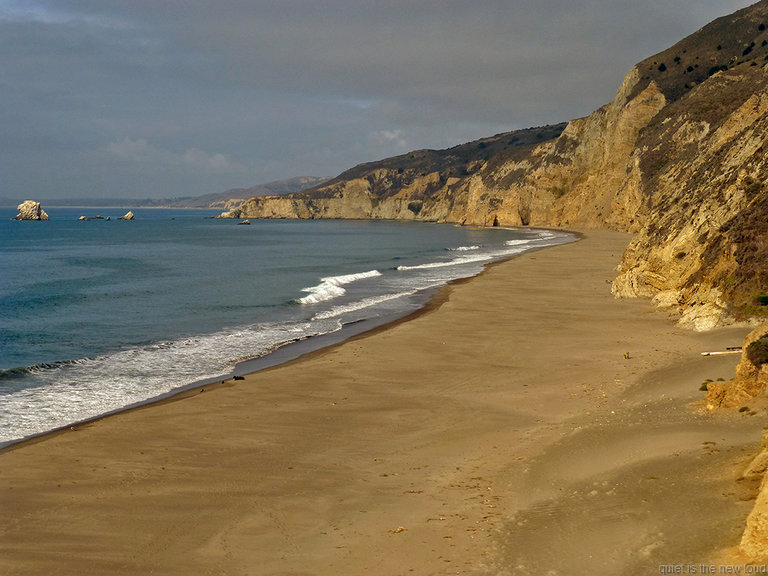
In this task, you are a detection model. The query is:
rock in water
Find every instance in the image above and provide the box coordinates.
[118,211,135,220]
[13,200,49,221]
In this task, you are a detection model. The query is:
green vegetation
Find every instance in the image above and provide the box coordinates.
[708,64,728,76]
[746,334,768,366]
[658,63,667,72]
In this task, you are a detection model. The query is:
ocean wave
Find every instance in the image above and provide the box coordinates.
[297,269,382,304]
[0,366,32,380]
[0,318,342,444]
[312,290,417,320]
[447,245,481,251]
[397,233,564,272]
[396,252,492,271]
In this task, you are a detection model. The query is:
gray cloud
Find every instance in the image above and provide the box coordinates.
[0,0,756,199]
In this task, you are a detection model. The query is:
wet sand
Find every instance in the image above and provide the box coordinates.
[0,230,763,575]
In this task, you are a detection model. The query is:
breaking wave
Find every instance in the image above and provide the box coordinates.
[297,270,382,304]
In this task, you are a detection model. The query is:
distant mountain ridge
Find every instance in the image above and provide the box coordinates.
[178,176,331,209]
[3,176,329,209]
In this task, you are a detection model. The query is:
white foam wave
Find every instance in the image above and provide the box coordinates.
[297,269,382,304]
[396,253,492,271]
[397,232,565,272]
[0,319,343,444]
[313,290,416,320]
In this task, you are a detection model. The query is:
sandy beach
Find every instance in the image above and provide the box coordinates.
[0,230,763,575]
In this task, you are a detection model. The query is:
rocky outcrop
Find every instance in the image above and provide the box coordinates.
[118,211,135,220]
[612,64,768,330]
[707,323,768,409]
[13,200,49,221]
[712,322,768,559]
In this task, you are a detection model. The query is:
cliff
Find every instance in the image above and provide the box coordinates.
[228,3,768,331]
[223,1,768,330]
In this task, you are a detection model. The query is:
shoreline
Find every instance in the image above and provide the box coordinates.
[1,227,575,451]
[0,285,444,452]
[0,229,762,574]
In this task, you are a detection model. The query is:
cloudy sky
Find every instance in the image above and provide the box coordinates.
[0,0,756,200]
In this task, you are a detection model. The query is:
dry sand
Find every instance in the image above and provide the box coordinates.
[0,230,764,575]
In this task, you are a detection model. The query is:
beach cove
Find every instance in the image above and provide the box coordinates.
[0,230,762,575]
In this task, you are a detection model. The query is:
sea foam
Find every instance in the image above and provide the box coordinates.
[448,245,481,251]
[313,290,417,321]
[0,318,342,444]
[297,270,382,304]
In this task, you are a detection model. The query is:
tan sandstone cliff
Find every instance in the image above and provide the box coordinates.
[222,1,768,329]
[221,70,664,232]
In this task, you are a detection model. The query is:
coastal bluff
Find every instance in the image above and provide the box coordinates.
[13,200,48,221]
[221,1,768,334]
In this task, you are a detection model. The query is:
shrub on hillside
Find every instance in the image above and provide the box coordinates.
[746,335,768,366]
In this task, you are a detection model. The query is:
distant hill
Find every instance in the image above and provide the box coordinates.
[6,176,329,209]
[161,176,331,209]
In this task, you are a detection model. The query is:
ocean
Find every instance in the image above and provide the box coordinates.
[0,207,574,445]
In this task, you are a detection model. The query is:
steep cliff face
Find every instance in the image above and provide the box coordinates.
[613,64,768,329]
[222,0,768,329]
[224,70,665,231]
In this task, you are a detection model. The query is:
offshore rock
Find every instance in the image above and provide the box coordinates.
[118,211,135,220]
[13,200,49,221]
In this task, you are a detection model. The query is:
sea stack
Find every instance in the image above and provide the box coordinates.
[13,200,49,221]
[118,211,135,220]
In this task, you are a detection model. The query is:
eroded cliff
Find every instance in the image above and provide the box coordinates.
[222,1,768,330]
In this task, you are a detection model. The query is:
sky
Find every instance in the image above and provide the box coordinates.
[0,0,757,200]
